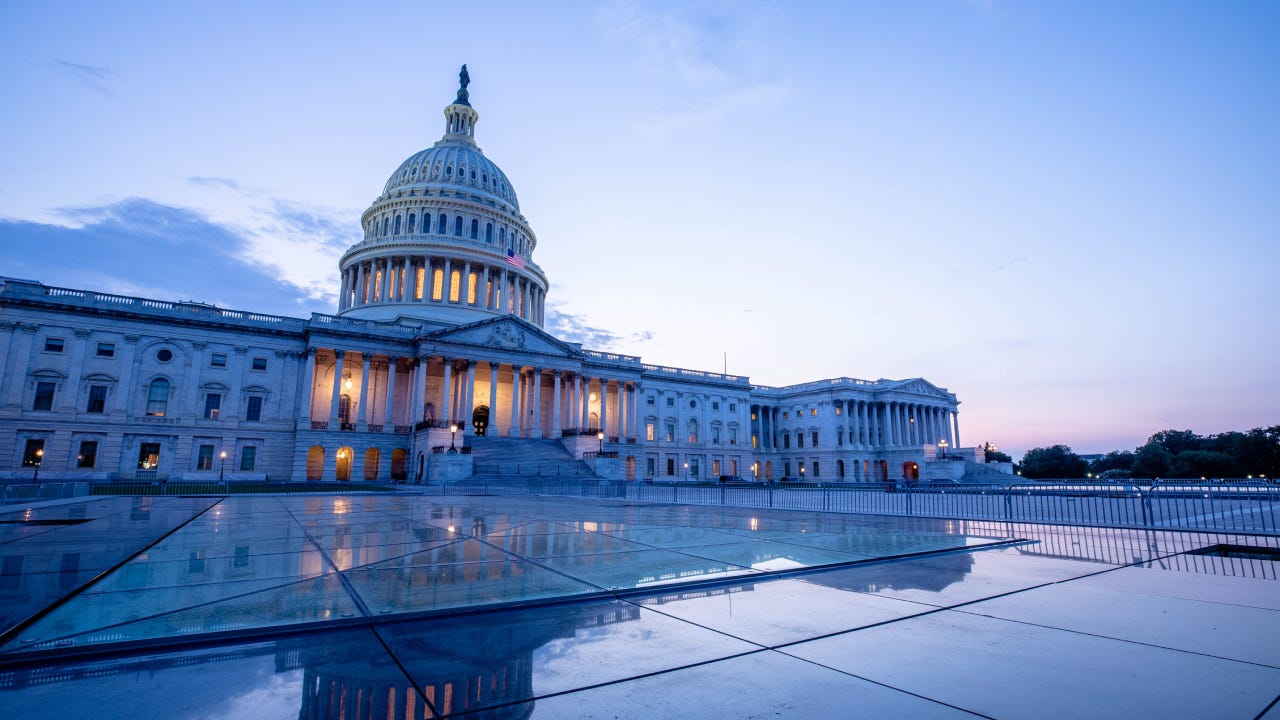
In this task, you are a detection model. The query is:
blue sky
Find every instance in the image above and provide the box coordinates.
[1,1,1277,458]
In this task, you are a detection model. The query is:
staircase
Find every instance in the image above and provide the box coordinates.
[465,435,596,480]
[960,460,1018,484]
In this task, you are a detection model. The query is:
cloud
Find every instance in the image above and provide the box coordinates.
[545,304,653,351]
[187,176,243,190]
[594,1,787,137]
[0,198,334,317]
[54,59,114,97]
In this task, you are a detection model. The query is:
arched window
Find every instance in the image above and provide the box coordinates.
[454,215,463,236]
[415,267,426,300]
[467,272,477,304]
[499,227,506,246]
[485,222,493,242]
[422,212,430,234]
[382,217,390,236]
[364,448,380,480]
[305,446,324,481]
[146,379,170,417]
[449,270,461,302]
[391,448,407,481]
[432,268,444,300]
[688,419,699,443]
[393,215,401,235]
[470,218,479,239]
[438,213,447,233]
[407,213,416,234]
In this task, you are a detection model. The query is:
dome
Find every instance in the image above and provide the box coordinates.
[381,141,520,213]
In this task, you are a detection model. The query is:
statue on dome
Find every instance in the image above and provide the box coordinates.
[455,64,470,105]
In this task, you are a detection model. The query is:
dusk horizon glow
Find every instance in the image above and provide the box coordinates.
[2,1,1276,459]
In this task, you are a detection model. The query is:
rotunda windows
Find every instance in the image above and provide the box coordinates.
[156,349,173,363]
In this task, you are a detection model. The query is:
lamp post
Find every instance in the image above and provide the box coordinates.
[938,439,948,459]
[683,462,689,481]
[449,423,458,452]
[33,448,43,482]
[799,464,806,481]
[597,431,604,454]
[219,450,227,481]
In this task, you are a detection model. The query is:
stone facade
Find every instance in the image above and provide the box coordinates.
[0,72,971,484]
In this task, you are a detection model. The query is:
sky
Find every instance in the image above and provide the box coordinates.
[1,1,1277,459]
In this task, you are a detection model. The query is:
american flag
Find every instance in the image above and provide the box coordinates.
[506,249,525,269]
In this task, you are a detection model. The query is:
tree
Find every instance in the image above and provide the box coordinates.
[1089,451,1135,475]
[1019,445,1088,479]
[1131,443,1172,479]
[1168,450,1240,479]
[1146,429,1203,455]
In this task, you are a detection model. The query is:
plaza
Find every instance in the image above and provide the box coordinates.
[1,489,1277,718]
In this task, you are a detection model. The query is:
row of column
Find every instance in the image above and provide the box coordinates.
[302,348,642,439]
[337,254,544,325]
[752,400,960,451]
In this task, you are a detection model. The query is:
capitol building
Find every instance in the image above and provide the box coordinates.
[0,70,984,485]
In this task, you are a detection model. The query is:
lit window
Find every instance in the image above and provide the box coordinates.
[77,440,98,468]
[96,342,115,358]
[251,357,268,371]
[432,268,444,300]
[44,337,64,353]
[22,439,45,466]
[811,408,817,417]
[246,395,264,422]
[240,446,257,471]
[467,272,477,304]
[782,412,789,420]
[646,422,655,441]
[146,379,170,416]
[415,267,426,299]
[87,385,107,413]
[449,270,461,302]
[204,393,222,420]
[210,353,227,368]
[688,419,699,443]
[196,445,215,470]
[33,381,56,411]
[137,443,160,470]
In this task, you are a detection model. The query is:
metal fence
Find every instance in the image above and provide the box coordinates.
[439,479,1280,534]
[1,482,91,505]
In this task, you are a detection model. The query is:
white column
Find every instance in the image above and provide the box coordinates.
[439,358,453,425]
[443,258,453,302]
[599,380,609,435]
[509,367,522,436]
[383,357,398,427]
[463,261,472,304]
[328,350,345,425]
[357,352,372,429]
[463,361,476,436]
[531,368,543,437]
[353,264,364,306]
[952,411,961,449]
[298,348,316,422]
[489,362,499,429]
[552,372,562,437]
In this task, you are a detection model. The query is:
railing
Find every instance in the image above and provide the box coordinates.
[90,481,402,496]
[1,482,91,505]
[640,363,749,385]
[443,479,1279,534]
[471,462,594,477]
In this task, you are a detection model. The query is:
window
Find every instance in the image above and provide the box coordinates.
[246,395,264,422]
[729,427,737,445]
[233,546,250,569]
[96,342,115,358]
[711,425,720,444]
[499,227,506,245]
[712,402,720,411]
[689,458,699,477]
[43,337,64,353]
[783,434,791,449]
[422,213,431,233]
[812,431,819,447]
[470,218,479,239]
[467,272,477,304]
[22,439,45,466]
[454,215,463,236]
[210,353,227,368]
[449,270,461,302]
[646,457,655,477]
[381,217,389,235]
[157,348,173,363]
[251,357,268,372]
[813,461,821,478]
[690,399,697,409]
[811,408,817,417]
[33,381,56,411]
[688,419,699,443]
[835,406,842,415]
[713,459,721,476]
[797,432,804,448]
[203,393,222,420]
[782,411,789,420]
[666,397,674,407]
[146,379,170,416]
[647,395,655,405]
[240,446,257,472]
[407,213,416,234]
[137,443,160,470]
[87,385,107,413]
[837,428,844,446]
[432,268,444,300]
[729,403,736,412]
[666,458,675,476]
[485,222,493,242]
[393,215,401,234]
[438,212,447,233]
[77,441,98,468]
[646,422,655,441]
[197,445,214,470]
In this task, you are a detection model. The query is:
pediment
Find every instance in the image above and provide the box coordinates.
[891,378,951,400]
[426,316,581,358]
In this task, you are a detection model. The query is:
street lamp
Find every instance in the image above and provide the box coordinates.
[219,450,227,481]
[938,439,948,459]
[449,423,458,451]
[33,448,43,482]
[597,431,604,454]
[799,464,806,481]
[683,462,689,480]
